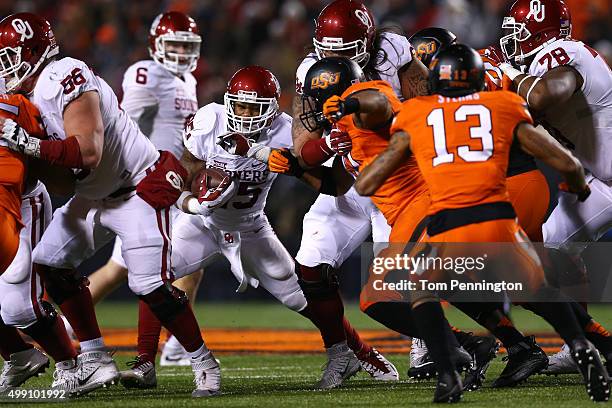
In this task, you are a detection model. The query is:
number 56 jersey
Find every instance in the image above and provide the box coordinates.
[183,103,293,231]
[393,91,533,215]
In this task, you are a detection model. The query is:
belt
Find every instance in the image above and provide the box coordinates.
[427,201,516,237]
[107,186,137,199]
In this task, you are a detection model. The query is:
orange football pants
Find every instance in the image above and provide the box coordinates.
[360,193,430,311]
[0,209,20,274]
[417,219,545,298]
[507,169,549,242]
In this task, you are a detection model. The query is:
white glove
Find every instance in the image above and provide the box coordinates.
[217,132,271,163]
[1,119,40,157]
[324,127,352,156]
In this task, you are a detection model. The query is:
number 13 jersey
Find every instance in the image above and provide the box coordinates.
[183,103,293,230]
[392,91,533,215]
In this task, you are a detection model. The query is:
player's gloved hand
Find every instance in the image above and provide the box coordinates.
[324,127,352,156]
[217,132,271,163]
[268,148,303,177]
[323,95,360,122]
[0,118,40,157]
[558,181,591,202]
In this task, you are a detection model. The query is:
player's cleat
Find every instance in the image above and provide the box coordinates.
[357,347,399,381]
[462,335,500,391]
[570,339,611,402]
[69,350,119,397]
[408,337,436,380]
[492,335,548,387]
[51,364,79,394]
[317,342,361,390]
[120,355,157,389]
[541,344,579,375]
[0,347,50,393]
[192,351,221,398]
[408,339,472,381]
[160,339,191,367]
[433,370,463,404]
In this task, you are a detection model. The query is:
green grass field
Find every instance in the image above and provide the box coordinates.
[6,302,612,408]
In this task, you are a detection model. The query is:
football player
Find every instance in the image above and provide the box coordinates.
[0,94,84,394]
[362,43,609,402]
[280,0,430,381]
[0,13,211,398]
[85,10,201,367]
[407,28,552,387]
[124,65,374,391]
[496,0,612,375]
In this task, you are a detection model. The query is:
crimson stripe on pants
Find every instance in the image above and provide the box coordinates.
[29,194,42,320]
[155,208,170,282]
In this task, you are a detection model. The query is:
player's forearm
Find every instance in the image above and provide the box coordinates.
[399,59,430,99]
[291,95,326,166]
[298,165,352,197]
[503,66,579,112]
[353,91,393,129]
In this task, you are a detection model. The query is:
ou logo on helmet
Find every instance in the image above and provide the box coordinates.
[11,19,34,42]
[526,0,545,23]
[354,9,372,28]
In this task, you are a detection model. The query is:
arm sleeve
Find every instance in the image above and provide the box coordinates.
[120,87,159,136]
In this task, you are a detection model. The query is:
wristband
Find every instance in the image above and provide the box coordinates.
[499,63,523,81]
[39,137,85,168]
[300,137,334,167]
[175,191,191,210]
[525,77,541,107]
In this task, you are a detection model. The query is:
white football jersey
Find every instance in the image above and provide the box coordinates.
[30,57,159,199]
[295,31,413,98]
[528,39,612,181]
[183,103,293,230]
[122,60,198,159]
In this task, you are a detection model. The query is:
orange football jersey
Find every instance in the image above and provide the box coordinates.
[392,91,533,216]
[336,80,428,225]
[0,94,46,222]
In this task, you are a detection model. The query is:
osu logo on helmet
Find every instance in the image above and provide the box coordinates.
[310,72,341,90]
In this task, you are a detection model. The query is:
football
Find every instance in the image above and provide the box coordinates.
[191,167,232,204]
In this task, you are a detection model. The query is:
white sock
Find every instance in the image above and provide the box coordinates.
[164,335,185,353]
[188,343,210,360]
[80,337,105,352]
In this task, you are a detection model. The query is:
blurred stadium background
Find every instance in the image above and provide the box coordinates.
[4,0,611,303]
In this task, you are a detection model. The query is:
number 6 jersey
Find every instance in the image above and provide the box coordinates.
[183,103,293,230]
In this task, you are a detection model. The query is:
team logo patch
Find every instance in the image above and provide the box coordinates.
[165,171,184,191]
[311,71,340,90]
[416,41,437,59]
[354,9,372,28]
[526,0,545,23]
[11,19,33,42]
[439,64,452,80]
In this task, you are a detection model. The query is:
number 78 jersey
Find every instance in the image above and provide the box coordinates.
[183,103,293,230]
[392,91,533,215]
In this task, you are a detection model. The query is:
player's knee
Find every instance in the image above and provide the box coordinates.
[0,292,37,328]
[296,263,339,300]
[37,265,89,305]
[139,282,188,324]
[281,288,308,312]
